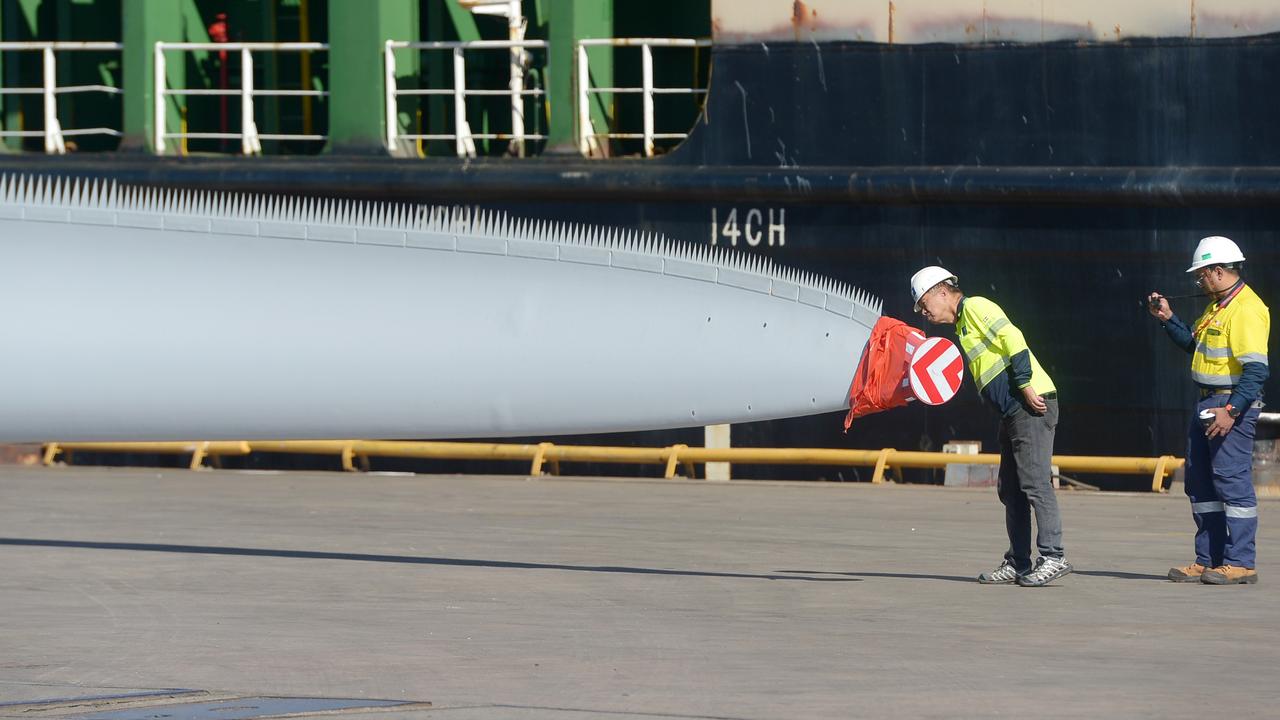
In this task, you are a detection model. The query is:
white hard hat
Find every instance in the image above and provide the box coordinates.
[1186,235,1245,272]
[910,266,958,311]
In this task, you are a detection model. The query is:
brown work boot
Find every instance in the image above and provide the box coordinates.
[1201,565,1258,585]
[1168,563,1207,582]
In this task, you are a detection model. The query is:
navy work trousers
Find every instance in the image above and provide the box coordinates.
[1185,394,1260,568]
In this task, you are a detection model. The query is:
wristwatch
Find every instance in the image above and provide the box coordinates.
[1226,403,1241,419]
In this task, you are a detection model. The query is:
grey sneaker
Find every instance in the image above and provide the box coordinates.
[1017,556,1072,587]
[977,559,1021,584]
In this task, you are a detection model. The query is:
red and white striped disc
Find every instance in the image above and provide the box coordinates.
[908,336,964,406]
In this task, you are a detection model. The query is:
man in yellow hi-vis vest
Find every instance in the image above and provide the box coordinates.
[1149,236,1269,585]
[911,266,1070,587]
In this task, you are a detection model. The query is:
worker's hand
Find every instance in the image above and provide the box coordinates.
[1147,292,1172,321]
[1021,386,1047,415]
[1206,407,1236,439]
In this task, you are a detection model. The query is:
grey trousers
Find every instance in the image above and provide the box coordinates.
[997,398,1063,571]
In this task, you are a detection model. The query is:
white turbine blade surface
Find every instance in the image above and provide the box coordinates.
[0,174,880,441]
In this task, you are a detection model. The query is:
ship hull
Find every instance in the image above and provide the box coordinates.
[4,35,1277,480]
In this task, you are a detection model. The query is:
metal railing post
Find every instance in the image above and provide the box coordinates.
[576,42,591,155]
[151,42,326,154]
[0,42,125,149]
[240,47,260,155]
[640,42,654,157]
[377,39,546,156]
[41,46,65,154]
[574,37,710,158]
[384,41,398,149]
[452,45,469,157]
[1,41,313,156]
[509,42,524,157]
[153,43,166,154]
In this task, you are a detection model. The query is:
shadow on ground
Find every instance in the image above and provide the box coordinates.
[0,537,859,583]
[781,569,1170,582]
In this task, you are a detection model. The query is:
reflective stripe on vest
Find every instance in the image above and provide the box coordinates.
[978,357,1011,387]
[956,297,1054,394]
[1192,369,1239,387]
[1190,284,1270,387]
[1196,343,1232,359]
[965,335,995,361]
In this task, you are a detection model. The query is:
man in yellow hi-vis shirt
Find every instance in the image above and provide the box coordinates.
[1149,236,1269,585]
[911,266,1070,587]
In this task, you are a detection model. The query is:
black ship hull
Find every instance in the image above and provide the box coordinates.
[6,35,1279,486]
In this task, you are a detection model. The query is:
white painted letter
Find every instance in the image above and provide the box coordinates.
[721,207,741,246]
[768,208,786,246]
[745,208,762,247]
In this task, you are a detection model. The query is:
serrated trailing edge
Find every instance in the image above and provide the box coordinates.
[0,173,882,318]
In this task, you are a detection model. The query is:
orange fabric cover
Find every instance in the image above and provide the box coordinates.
[843,316,927,430]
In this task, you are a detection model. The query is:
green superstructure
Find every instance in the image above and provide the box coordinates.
[1,0,709,157]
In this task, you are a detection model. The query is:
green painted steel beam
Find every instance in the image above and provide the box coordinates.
[419,0,480,157]
[121,0,202,153]
[545,0,610,154]
[326,0,417,155]
[221,0,279,140]
[0,2,7,151]
[1,0,43,151]
[51,0,123,152]
[13,0,36,28]
[442,0,481,43]
[421,0,448,156]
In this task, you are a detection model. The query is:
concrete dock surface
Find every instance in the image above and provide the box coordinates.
[1,466,1276,719]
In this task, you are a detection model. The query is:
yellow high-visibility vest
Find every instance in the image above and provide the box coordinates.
[956,296,1056,394]
[1189,284,1270,387]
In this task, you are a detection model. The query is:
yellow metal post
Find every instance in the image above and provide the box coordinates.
[189,442,208,470]
[531,442,554,475]
[1152,455,1174,493]
[871,448,895,484]
[664,444,688,479]
[341,443,357,472]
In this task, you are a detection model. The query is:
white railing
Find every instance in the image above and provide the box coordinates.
[384,39,547,158]
[0,41,123,154]
[576,38,711,158]
[154,42,327,155]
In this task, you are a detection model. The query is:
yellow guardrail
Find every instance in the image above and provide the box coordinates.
[40,440,1184,492]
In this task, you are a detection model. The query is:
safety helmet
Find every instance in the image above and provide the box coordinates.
[910,266,958,311]
[1186,235,1245,273]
